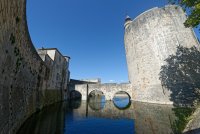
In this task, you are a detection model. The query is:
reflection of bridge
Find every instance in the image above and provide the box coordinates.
[72,83,133,100]
[17,97,179,134]
[73,101,176,134]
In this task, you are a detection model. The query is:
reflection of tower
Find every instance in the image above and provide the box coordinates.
[124,5,200,104]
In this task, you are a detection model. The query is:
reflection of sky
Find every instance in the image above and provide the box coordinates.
[64,116,134,134]
[113,97,130,108]
[88,95,106,110]
[64,99,134,134]
[90,95,130,109]
[18,100,183,134]
[101,96,106,108]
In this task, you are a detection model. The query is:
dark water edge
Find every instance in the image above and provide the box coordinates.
[17,99,194,134]
[17,102,65,134]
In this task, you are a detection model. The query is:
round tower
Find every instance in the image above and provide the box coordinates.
[124,5,200,104]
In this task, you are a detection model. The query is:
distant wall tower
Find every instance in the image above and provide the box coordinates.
[124,5,200,104]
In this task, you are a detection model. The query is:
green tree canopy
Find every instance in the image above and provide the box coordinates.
[169,0,200,28]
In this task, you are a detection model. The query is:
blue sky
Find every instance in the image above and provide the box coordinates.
[27,0,199,83]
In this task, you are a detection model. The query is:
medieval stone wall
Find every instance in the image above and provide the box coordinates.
[124,5,200,104]
[0,1,67,133]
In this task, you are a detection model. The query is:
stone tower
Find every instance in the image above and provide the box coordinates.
[124,15,132,29]
[124,5,200,104]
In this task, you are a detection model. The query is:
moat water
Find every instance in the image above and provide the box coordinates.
[17,96,193,134]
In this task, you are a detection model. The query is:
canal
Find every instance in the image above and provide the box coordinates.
[17,94,193,134]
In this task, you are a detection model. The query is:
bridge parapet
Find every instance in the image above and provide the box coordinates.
[72,83,133,100]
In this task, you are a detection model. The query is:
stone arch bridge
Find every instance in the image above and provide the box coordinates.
[71,83,133,100]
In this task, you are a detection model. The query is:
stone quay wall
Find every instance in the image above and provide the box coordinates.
[124,5,200,104]
[0,1,68,133]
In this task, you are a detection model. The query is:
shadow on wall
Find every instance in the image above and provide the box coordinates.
[159,46,200,133]
[159,46,200,106]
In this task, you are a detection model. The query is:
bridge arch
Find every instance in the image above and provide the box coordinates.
[88,90,106,111]
[70,90,82,100]
[72,83,132,101]
[112,91,131,101]
[112,91,132,110]
[88,90,105,98]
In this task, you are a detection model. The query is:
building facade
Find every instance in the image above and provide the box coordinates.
[37,48,70,101]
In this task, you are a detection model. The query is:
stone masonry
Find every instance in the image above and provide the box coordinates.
[37,48,71,101]
[124,5,200,104]
[0,1,70,134]
[1,2,200,133]
[71,83,132,100]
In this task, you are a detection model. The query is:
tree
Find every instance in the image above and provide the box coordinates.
[168,0,200,28]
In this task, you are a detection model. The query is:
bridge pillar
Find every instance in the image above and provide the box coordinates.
[105,93,113,101]
[74,84,88,100]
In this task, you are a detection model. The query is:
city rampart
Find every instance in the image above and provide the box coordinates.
[0,1,69,133]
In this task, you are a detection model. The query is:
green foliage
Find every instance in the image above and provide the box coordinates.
[171,107,194,133]
[168,0,200,28]
[172,108,194,134]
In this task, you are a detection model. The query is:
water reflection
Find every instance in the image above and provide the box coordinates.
[17,103,65,134]
[69,98,81,109]
[88,92,106,111]
[113,91,131,110]
[17,98,193,134]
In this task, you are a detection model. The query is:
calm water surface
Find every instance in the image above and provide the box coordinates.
[17,96,193,134]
